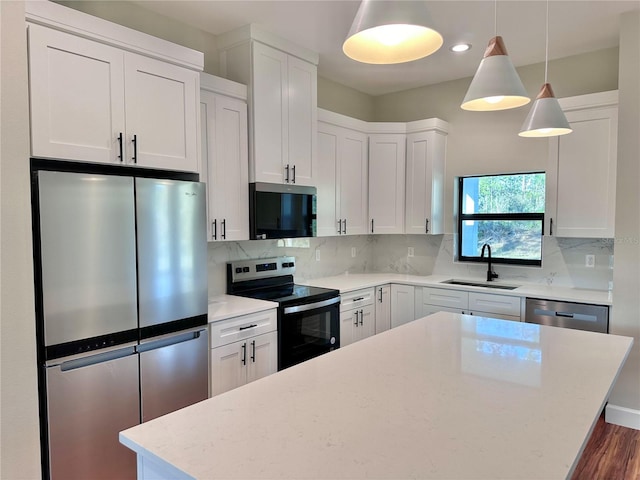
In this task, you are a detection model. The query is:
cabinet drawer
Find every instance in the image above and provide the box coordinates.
[423,287,468,309]
[340,288,375,312]
[210,309,277,348]
[468,293,520,317]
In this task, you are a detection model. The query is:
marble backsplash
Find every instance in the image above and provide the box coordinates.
[207,234,613,296]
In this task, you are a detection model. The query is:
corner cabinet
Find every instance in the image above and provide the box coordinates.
[368,130,406,234]
[317,110,369,236]
[218,26,318,186]
[546,91,618,238]
[26,3,202,172]
[200,74,249,242]
[209,309,278,397]
[405,120,448,235]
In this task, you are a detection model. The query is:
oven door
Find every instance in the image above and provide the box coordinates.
[279,297,340,370]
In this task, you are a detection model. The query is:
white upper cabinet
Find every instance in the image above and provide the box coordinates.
[317,110,369,236]
[200,73,249,242]
[368,131,406,234]
[218,26,318,186]
[26,2,203,172]
[405,120,448,235]
[546,91,618,238]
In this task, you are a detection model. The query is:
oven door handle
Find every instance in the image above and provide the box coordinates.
[283,296,341,315]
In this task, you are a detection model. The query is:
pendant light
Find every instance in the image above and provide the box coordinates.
[519,0,572,137]
[342,0,443,64]
[461,1,529,111]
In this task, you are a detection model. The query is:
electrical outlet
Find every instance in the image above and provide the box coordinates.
[351,247,357,258]
[315,249,321,261]
[408,247,414,257]
[585,254,595,268]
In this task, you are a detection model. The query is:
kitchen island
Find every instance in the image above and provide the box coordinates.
[120,312,632,479]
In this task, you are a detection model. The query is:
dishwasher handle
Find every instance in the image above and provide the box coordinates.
[137,328,206,354]
[555,311,574,318]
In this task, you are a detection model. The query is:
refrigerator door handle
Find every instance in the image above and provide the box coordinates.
[58,346,137,372]
[137,328,206,354]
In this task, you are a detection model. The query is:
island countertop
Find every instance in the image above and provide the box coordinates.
[120,313,632,480]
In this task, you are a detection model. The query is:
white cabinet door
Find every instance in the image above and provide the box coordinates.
[124,53,199,172]
[287,55,317,186]
[252,42,288,184]
[201,90,249,241]
[546,92,618,238]
[338,130,369,235]
[28,24,126,164]
[390,284,415,328]
[405,130,446,235]
[317,123,340,236]
[340,309,359,347]
[368,134,406,234]
[246,331,278,384]
[210,340,246,397]
[357,304,376,342]
[375,285,391,334]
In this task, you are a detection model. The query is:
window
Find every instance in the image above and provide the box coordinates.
[457,173,545,266]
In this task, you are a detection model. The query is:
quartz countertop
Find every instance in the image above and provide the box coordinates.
[120,313,632,479]
[302,273,613,305]
[207,294,278,323]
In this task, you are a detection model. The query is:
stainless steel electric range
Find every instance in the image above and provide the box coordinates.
[227,257,340,370]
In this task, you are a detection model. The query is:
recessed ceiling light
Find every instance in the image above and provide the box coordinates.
[450,43,472,53]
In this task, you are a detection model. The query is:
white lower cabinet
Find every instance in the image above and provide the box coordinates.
[421,287,521,321]
[340,288,375,347]
[209,309,277,397]
[390,284,415,328]
[374,284,391,334]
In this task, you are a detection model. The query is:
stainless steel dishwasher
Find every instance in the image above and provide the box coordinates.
[525,298,609,333]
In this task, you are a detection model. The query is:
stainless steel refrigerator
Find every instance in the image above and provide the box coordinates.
[31,159,209,480]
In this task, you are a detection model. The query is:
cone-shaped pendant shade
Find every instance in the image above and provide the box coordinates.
[519,83,572,137]
[461,36,530,111]
[343,0,443,64]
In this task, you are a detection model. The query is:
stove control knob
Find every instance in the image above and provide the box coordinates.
[243,267,250,273]
[235,267,242,274]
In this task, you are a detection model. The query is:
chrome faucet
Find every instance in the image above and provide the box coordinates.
[480,243,499,282]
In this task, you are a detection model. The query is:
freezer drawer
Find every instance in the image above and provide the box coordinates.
[139,327,209,422]
[525,298,609,333]
[45,346,139,480]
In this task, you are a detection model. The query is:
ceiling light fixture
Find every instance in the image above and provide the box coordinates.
[461,1,529,111]
[342,0,443,64]
[450,43,472,53]
[519,0,572,137]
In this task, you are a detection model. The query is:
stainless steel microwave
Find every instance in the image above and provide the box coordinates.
[249,182,317,240]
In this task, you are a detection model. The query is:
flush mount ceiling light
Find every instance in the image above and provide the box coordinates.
[461,1,529,111]
[450,43,472,53]
[519,0,572,137]
[342,0,443,64]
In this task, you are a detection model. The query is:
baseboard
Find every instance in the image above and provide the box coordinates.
[605,403,640,430]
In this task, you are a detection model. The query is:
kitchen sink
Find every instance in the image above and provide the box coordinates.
[440,279,520,290]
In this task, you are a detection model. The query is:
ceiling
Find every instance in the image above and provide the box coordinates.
[132,0,639,96]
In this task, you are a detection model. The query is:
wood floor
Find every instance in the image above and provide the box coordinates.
[571,412,640,480]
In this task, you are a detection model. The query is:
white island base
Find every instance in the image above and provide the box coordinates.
[120,312,632,480]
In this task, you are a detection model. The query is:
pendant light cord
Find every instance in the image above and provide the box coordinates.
[494,0,498,37]
[544,0,549,83]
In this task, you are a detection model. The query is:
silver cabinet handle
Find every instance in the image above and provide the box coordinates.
[337,219,342,235]
[354,311,359,327]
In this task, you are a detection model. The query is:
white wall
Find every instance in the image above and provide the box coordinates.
[608,10,640,429]
[0,1,41,478]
